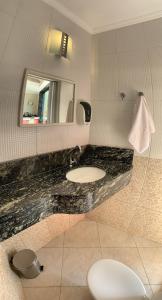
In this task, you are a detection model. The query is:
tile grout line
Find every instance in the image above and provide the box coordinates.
[96,221,103,259]
[44,246,140,248]
[24,220,161,297]
[136,246,152,288]
[133,237,152,296]
[59,231,66,299]
[95,221,152,293]
[0,0,21,64]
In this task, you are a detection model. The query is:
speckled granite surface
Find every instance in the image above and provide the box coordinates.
[0,145,134,241]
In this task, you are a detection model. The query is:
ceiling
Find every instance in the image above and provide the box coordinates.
[43,0,162,34]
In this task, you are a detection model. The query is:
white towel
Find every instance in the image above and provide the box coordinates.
[128,95,155,153]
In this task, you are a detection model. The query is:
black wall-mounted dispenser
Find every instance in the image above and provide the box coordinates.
[76,101,91,125]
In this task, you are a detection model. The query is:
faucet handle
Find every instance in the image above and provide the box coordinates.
[76,145,82,153]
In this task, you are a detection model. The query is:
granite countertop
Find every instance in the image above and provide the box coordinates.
[0,146,134,241]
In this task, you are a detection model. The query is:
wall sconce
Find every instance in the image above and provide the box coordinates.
[47,29,72,59]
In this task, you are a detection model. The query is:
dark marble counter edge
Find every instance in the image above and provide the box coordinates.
[0,160,132,211]
[0,169,132,241]
[0,146,134,241]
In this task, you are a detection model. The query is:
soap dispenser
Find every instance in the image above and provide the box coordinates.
[76,101,91,125]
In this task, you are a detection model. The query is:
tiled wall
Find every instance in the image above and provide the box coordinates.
[0,0,90,297]
[87,156,162,243]
[0,0,91,163]
[1,213,85,300]
[90,18,162,160]
[88,18,162,244]
[1,2,162,297]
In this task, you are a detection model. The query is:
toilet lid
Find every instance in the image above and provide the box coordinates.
[87,259,147,300]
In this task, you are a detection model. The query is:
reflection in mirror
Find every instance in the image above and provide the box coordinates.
[20,70,75,126]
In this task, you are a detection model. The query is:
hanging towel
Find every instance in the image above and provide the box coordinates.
[128,95,155,153]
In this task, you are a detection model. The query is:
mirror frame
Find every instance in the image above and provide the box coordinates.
[19,69,76,127]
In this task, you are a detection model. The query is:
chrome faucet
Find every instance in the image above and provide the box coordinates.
[69,156,77,168]
[69,145,82,168]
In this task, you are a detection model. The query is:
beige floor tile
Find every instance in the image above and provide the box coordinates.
[61,248,101,286]
[60,287,93,300]
[46,214,70,239]
[60,285,152,300]
[24,287,60,300]
[44,233,64,248]
[134,236,162,248]
[101,248,149,284]
[64,221,100,247]
[138,248,162,284]
[151,285,162,294]
[22,248,63,287]
[98,223,136,247]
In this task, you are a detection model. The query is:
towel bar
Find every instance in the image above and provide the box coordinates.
[120,92,126,100]
[138,92,144,96]
[120,91,144,100]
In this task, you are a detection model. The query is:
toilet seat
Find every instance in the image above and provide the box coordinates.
[87,259,147,300]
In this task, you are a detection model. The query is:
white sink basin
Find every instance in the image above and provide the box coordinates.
[66,167,106,183]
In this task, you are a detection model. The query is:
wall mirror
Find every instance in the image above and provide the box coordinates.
[20,69,75,126]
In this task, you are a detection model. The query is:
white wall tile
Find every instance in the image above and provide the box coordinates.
[93,54,118,100]
[3,0,51,69]
[0,61,24,91]
[36,125,89,154]
[117,51,152,104]
[94,29,117,55]
[91,19,162,159]
[0,11,13,61]
[143,18,162,48]
[90,100,133,148]
[0,0,20,17]
[0,0,91,162]
[116,23,146,53]
[150,98,162,159]
[148,46,162,158]
[149,46,162,101]
[0,90,37,162]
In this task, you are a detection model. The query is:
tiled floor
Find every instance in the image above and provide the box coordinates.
[23,219,162,300]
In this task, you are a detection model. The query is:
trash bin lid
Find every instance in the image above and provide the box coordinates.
[13,249,37,270]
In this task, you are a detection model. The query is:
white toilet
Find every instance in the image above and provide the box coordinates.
[87,259,148,300]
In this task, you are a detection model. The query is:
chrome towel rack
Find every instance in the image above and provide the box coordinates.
[138,91,144,96]
[120,91,144,100]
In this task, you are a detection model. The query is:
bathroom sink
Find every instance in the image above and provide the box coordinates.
[66,167,106,183]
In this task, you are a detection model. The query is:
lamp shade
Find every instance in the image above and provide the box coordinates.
[47,29,62,55]
[67,35,73,59]
[47,29,72,59]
